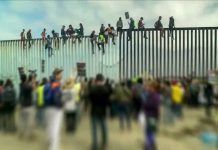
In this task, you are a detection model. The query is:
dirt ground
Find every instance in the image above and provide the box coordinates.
[0,107,217,150]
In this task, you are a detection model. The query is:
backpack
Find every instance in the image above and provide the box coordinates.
[44,83,55,106]
[44,82,63,107]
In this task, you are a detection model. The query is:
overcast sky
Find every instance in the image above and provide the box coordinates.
[0,0,217,40]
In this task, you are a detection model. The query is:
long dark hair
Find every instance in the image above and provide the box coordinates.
[4,79,13,88]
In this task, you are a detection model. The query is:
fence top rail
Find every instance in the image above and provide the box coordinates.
[0,26,218,42]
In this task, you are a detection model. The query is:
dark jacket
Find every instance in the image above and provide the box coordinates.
[2,86,16,111]
[89,84,110,118]
[19,82,33,108]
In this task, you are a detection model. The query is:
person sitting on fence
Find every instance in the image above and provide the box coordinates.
[138,17,145,29]
[106,24,116,45]
[76,23,84,43]
[138,17,148,39]
[52,30,59,49]
[45,35,54,57]
[20,29,26,49]
[154,16,164,37]
[41,28,46,45]
[61,25,67,45]
[67,25,76,43]
[100,24,105,35]
[90,30,97,54]
[97,33,106,55]
[169,16,175,39]
[26,29,32,49]
[127,17,135,41]
[116,17,123,35]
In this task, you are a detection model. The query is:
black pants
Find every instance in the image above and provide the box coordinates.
[65,111,77,133]
[127,29,133,40]
[91,40,95,54]
[117,27,123,36]
[97,43,105,54]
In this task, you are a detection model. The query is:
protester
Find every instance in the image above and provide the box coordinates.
[62,78,77,133]
[97,33,106,54]
[171,81,184,120]
[44,68,63,150]
[18,74,35,138]
[61,25,67,45]
[138,17,145,29]
[67,25,76,43]
[113,82,132,130]
[0,80,4,131]
[143,81,160,150]
[116,17,123,35]
[26,29,32,49]
[127,17,135,41]
[154,16,164,37]
[90,30,97,54]
[132,78,144,119]
[52,30,59,49]
[204,81,213,118]
[162,81,174,125]
[45,35,54,57]
[88,74,111,150]
[1,79,16,132]
[36,78,48,128]
[41,28,46,45]
[77,23,84,43]
[20,29,26,49]
[100,24,105,34]
[169,16,175,39]
[106,24,116,45]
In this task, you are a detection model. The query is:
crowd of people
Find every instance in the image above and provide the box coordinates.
[0,67,216,150]
[19,15,175,56]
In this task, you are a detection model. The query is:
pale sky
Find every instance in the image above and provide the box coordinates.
[0,0,218,40]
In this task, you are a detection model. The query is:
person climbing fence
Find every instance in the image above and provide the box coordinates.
[45,35,54,57]
[26,29,32,49]
[20,29,26,49]
[52,30,59,49]
[41,28,46,45]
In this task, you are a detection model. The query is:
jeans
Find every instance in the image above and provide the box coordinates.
[36,107,45,128]
[97,43,105,54]
[163,100,174,125]
[48,47,53,57]
[118,103,131,129]
[91,116,108,150]
[173,104,183,119]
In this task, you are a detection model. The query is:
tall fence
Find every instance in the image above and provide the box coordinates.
[0,27,218,85]
[0,36,119,85]
[119,27,218,80]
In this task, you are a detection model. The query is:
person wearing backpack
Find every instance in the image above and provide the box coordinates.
[45,68,63,150]
[114,81,132,130]
[2,79,16,132]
